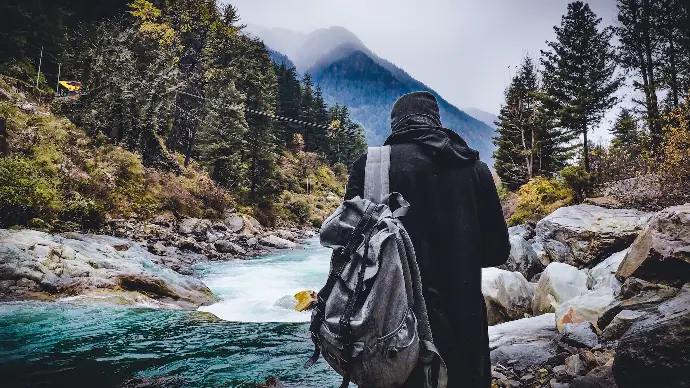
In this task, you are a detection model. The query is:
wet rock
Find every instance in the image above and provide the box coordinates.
[223,214,245,233]
[501,235,544,281]
[482,268,536,325]
[555,287,615,332]
[613,284,690,388]
[212,222,228,232]
[560,322,599,348]
[257,377,285,388]
[214,240,246,255]
[273,229,297,242]
[588,250,626,294]
[509,224,535,241]
[600,310,646,341]
[533,262,589,315]
[489,314,560,370]
[177,237,203,253]
[616,204,690,284]
[0,229,218,308]
[259,235,296,250]
[571,365,618,388]
[535,205,649,268]
[597,278,679,330]
[151,212,176,228]
[147,241,168,256]
[246,237,258,247]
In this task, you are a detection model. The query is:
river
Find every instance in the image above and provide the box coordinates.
[0,239,349,387]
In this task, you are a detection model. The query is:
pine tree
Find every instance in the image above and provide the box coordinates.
[274,63,303,146]
[616,0,664,144]
[300,72,316,150]
[310,85,330,155]
[542,1,623,173]
[493,56,570,190]
[610,108,640,148]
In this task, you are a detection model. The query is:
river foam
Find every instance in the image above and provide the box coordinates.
[196,239,331,323]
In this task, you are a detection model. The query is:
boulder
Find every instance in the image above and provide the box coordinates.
[600,310,646,341]
[273,229,297,242]
[555,287,615,332]
[212,222,228,232]
[560,322,599,349]
[583,196,624,209]
[259,235,296,250]
[501,235,544,281]
[214,240,246,255]
[535,205,650,268]
[533,262,589,315]
[223,214,245,233]
[0,229,218,308]
[147,241,168,256]
[616,204,690,284]
[588,249,627,294]
[482,268,536,325]
[597,277,680,330]
[489,314,560,371]
[532,241,551,267]
[177,218,212,237]
[565,354,588,377]
[570,365,619,388]
[613,284,690,388]
[509,223,535,241]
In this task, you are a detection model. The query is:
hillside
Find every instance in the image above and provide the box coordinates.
[247,25,497,165]
[463,107,499,129]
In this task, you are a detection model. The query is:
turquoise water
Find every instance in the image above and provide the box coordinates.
[0,240,347,388]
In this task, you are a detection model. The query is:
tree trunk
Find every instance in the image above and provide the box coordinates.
[583,126,590,173]
[643,0,662,145]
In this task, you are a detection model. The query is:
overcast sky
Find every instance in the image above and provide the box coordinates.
[225,0,626,142]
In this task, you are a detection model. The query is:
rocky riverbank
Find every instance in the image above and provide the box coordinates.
[485,203,690,388]
[0,212,317,309]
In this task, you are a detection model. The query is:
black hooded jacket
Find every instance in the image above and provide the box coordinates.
[344,92,510,387]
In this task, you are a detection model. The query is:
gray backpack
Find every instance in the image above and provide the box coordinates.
[305,146,448,388]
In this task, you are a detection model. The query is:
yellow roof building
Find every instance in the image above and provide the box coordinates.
[58,81,82,92]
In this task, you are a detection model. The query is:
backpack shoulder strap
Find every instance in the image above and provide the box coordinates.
[364,146,391,203]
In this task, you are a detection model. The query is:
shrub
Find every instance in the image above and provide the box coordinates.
[508,176,574,226]
[0,157,62,227]
[61,193,105,229]
[559,165,590,201]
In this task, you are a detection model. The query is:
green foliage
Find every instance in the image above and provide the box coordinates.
[508,175,575,226]
[559,165,591,201]
[541,1,623,172]
[0,157,62,228]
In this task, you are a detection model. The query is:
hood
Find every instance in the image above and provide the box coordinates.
[385,91,479,165]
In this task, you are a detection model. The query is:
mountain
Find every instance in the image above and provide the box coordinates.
[244,25,497,165]
[267,49,296,70]
[463,107,499,129]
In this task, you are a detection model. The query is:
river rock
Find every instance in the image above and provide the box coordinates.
[212,222,228,232]
[214,240,246,255]
[555,287,615,332]
[570,365,618,388]
[535,205,650,268]
[273,229,297,242]
[0,229,218,308]
[613,283,690,388]
[178,218,212,237]
[259,235,296,250]
[501,235,544,281]
[565,354,588,377]
[616,204,690,284]
[147,241,168,256]
[597,277,680,330]
[489,314,560,370]
[532,241,551,267]
[600,309,646,341]
[533,262,589,315]
[509,223,535,241]
[560,322,599,348]
[223,214,244,233]
[588,249,626,294]
[482,268,536,325]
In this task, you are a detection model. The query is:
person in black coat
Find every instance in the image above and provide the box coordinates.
[344,91,510,387]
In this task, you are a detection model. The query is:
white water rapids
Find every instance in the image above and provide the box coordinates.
[196,239,332,323]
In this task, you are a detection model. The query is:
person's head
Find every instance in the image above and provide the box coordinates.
[390,91,442,133]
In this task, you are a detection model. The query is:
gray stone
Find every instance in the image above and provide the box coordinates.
[178,218,199,235]
[0,229,218,308]
[601,310,646,341]
[535,205,650,268]
[509,224,535,241]
[570,365,619,388]
[259,235,296,250]
[588,249,627,295]
[616,204,690,284]
[560,322,599,348]
[489,314,560,370]
[212,222,228,232]
[613,284,690,388]
[223,214,244,233]
[482,268,535,325]
[566,354,588,377]
[246,237,258,247]
[501,235,544,281]
[533,262,589,315]
[597,278,680,330]
[147,241,167,256]
[214,240,247,255]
